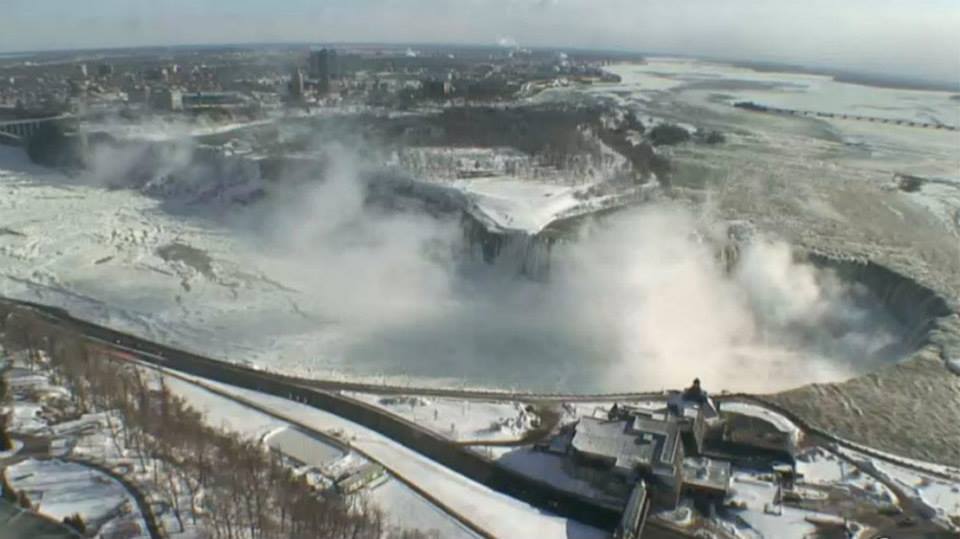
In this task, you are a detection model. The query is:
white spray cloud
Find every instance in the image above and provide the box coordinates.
[230,146,460,331]
[61,129,905,393]
[215,148,903,394]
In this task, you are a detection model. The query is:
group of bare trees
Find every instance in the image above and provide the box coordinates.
[0,306,432,539]
[0,373,10,451]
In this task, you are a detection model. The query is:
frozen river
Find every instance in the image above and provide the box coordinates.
[2,58,957,395]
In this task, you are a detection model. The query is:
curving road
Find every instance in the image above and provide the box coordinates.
[5,297,957,538]
[63,457,165,539]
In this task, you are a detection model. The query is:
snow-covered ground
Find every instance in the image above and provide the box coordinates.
[1,348,486,539]
[157,371,495,537]
[837,447,960,530]
[724,469,847,538]
[346,392,538,443]
[161,376,287,440]
[585,58,959,129]
[162,371,607,539]
[456,177,587,234]
[800,451,896,505]
[557,58,960,236]
[367,479,481,539]
[795,447,845,484]
[8,401,48,434]
[835,436,960,481]
[2,352,204,538]
[3,365,68,435]
[4,458,149,539]
[2,54,958,400]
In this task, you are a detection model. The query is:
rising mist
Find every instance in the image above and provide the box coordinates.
[211,146,905,394]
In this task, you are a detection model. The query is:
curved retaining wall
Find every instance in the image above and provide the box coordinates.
[1,298,625,532]
[4,249,955,532]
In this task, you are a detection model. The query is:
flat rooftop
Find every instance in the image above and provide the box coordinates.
[265,426,345,467]
[682,456,732,492]
[571,415,681,471]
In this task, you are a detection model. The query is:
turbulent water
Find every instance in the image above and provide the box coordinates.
[0,139,917,394]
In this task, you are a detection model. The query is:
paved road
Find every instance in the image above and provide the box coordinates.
[63,457,165,539]
[174,374,692,539]
[5,297,956,538]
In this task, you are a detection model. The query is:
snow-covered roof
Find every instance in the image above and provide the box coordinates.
[682,456,732,493]
[571,414,681,472]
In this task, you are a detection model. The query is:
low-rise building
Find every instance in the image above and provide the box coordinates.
[563,379,731,511]
[568,409,686,508]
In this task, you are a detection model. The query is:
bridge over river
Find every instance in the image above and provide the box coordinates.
[733,101,959,131]
[0,114,74,145]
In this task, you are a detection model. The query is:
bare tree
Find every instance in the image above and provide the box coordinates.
[2,306,426,539]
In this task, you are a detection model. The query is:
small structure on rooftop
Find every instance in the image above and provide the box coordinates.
[681,456,732,512]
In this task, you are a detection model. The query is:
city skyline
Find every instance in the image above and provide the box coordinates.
[2,0,959,86]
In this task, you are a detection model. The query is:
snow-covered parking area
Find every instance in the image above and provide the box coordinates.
[4,458,149,538]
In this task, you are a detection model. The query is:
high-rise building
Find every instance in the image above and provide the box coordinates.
[289,68,305,100]
[308,49,339,91]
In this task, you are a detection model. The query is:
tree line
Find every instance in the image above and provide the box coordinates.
[0,305,436,539]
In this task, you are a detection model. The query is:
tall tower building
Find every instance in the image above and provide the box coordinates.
[290,68,305,100]
[308,48,339,92]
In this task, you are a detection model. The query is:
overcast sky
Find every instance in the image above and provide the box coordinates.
[2,0,958,84]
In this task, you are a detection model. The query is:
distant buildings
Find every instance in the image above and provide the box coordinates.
[309,49,339,92]
[144,67,170,83]
[420,78,455,100]
[127,86,151,107]
[289,68,305,100]
[181,91,250,110]
[153,88,183,112]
